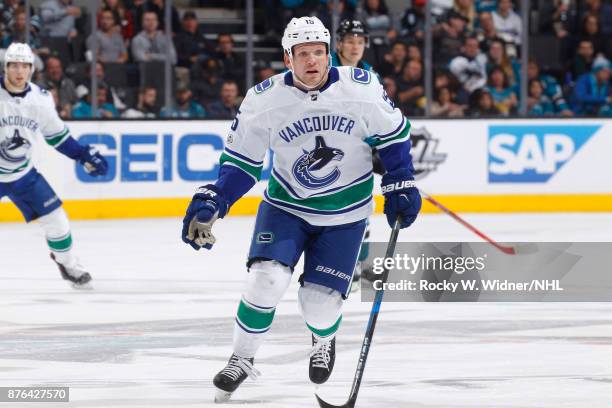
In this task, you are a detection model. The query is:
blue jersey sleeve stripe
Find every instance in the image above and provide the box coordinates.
[373,116,406,139]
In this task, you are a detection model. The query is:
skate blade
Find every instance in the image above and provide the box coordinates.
[71,282,93,290]
[214,388,233,403]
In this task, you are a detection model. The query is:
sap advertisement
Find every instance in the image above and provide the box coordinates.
[28,119,612,201]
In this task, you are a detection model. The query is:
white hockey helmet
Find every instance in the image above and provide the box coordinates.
[282,16,331,59]
[4,42,35,77]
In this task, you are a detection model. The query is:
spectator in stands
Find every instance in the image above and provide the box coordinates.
[358,0,396,67]
[174,11,211,70]
[378,41,407,78]
[48,87,71,118]
[571,56,611,115]
[539,0,577,38]
[131,11,176,64]
[453,0,477,32]
[76,61,127,111]
[161,85,206,118]
[485,38,519,87]
[580,0,612,36]
[1,0,39,36]
[1,0,20,33]
[215,34,245,86]
[255,65,276,83]
[191,57,223,107]
[2,7,41,49]
[382,75,400,107]
[449,36,487,94]
[527,78,555,116]
[87,9,128,63]
[127,0,146,33]
[475,0,497,13]
[468,88,500,116]
[99,0,135,40]
[578,13,605,56]
[396,59,425,116]
[121,86,159,118]
[40,0,80,38]
[207,80,240,119]
[491,0,521,46]
[551,0,577,62]
[72,83,120,118]
[316,0,353,33]
[431,86,466,117]
[430,0,454,18]
[398,0,425,43]
[435,69,467,103]
[433,10,467,66]
[36,56,77,118]
[406,43,422,63]
[572,39,595,78]
[476,11,501,53]
[527,59,574,116]
[132,0,180,35]
[486,65,517,115]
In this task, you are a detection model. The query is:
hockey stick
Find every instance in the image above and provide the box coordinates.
[419,190,518,255]
[315,217,402,408]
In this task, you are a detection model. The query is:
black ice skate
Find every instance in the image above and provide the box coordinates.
[309,335,335,384]
[213,353,260,403]
[50,253,92,288]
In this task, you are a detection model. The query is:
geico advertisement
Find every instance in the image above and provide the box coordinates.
[35,121,271,200]
[32,119,612,200]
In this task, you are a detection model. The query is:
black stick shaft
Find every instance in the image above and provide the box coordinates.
[346,218,402,404]
[316,218,402,408]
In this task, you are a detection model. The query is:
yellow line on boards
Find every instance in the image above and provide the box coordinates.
[1,194,612,222]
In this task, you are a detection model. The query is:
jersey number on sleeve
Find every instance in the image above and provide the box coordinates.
[230,109,241,131]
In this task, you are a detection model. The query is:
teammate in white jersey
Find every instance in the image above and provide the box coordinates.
[181,17,421,402]
[0,43,108,287]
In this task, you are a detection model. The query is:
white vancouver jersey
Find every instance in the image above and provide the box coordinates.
[0,79,68,183]
[220,66,411,225]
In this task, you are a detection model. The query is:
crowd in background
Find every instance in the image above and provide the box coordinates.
[1,0,611,119]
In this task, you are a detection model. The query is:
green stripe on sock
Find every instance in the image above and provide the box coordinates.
[236,299,275,330]
[47,233,73,252]
[307,315,342,338]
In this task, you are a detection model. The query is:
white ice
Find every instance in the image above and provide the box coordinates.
[1,213,612,408]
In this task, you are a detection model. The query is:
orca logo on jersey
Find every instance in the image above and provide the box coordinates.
[292,136,344,189]
[0,129,31,162]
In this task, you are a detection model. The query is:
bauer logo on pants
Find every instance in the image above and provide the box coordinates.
[488,125,600,183]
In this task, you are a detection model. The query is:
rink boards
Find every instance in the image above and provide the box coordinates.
[1,118,611,221]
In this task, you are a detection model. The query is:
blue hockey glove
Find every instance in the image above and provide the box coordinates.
[79,145,108,176]
[381,169,421,229]
[182,184,228,250]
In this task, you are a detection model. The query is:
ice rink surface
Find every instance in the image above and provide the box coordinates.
[2,212,612,408]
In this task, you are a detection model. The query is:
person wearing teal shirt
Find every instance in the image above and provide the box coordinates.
[571,56,611,116]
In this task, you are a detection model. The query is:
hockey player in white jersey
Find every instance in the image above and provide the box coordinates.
[0,43,108,287]
[181,17,421,402]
